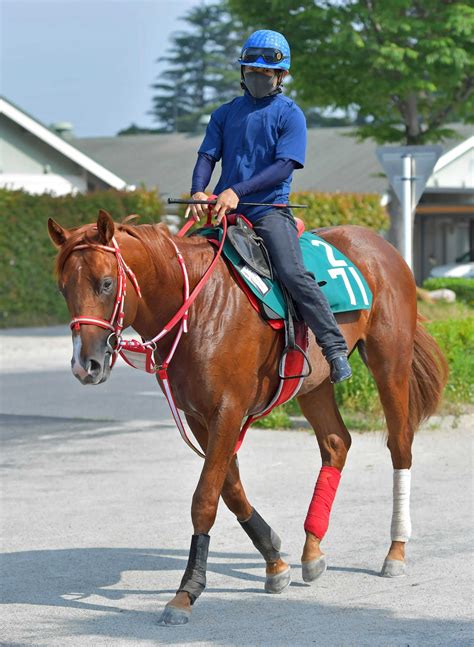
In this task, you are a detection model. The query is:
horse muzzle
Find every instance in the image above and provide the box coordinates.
[71,334,112,385]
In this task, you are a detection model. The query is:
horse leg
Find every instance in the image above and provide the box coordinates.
[363,337,414,577]
[221,456,291,593]
[158,405,247,626]
[297,380,352,583]
[174,415,291,594]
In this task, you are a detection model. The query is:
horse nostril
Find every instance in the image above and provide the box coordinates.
[87,358,102,376]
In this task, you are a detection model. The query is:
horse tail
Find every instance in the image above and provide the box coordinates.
[408,316,448,433]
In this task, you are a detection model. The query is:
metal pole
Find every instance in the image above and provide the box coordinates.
[402,154,413,271]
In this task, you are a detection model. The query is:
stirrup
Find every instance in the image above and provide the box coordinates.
[279,344,312,380]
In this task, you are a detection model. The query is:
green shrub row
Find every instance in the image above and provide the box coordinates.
[1,188,387,328]
[256,317,474,429]
[422,277,474,305]
[0,188,164,328]
[289,191,389,231]
[176,191,389,232]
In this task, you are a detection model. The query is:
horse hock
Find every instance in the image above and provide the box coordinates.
[239,508,291,593]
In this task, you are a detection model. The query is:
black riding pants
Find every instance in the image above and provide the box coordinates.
[253,210,348,362]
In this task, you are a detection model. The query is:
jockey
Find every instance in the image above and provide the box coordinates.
[190,29,352,383]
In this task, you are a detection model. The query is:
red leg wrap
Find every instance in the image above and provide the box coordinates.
[304,466,341,540]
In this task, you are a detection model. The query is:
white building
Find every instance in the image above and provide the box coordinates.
[0,96,128,196]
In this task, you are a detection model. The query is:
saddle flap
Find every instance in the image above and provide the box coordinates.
[226,217,273,280]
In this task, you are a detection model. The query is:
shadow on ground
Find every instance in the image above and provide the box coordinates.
[1,547,471,645]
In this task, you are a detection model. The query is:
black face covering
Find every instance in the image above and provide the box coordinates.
[243,71,278,99]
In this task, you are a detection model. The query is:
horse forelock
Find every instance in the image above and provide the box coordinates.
[55,225,102,278]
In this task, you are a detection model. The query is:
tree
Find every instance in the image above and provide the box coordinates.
[150,2,246,133]
[227,0,474,144]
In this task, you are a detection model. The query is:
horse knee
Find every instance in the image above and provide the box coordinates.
[322,433,351,469]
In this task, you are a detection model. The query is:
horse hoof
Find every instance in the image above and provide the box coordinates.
[157,605,192,626]
[302,555,327,583]
[380,558,406,578]
[265,566,291,594]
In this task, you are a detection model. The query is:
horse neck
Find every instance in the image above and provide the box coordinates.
[118,227,212,340]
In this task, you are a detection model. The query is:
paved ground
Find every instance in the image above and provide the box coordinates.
[0,327,473,646]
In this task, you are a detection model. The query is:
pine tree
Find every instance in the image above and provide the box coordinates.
[150,2,245,133]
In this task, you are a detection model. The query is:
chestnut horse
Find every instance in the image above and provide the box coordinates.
[48,210,447,626]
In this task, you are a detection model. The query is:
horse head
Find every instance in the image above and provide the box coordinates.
[48,209,138,385]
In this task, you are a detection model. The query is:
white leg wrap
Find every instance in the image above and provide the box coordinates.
[390,469,412,542]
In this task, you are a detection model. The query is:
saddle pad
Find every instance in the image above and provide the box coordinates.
[199,228,372,317]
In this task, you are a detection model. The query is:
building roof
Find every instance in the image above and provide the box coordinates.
[0,96,128,190]
[75,124,473,197]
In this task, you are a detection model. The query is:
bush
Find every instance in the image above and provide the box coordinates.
[422,278,474,305]
[259,317,473,429]
[0,188,164,328]
[426,318,474,405]
[290,191,389,232]
[174,191,389,232]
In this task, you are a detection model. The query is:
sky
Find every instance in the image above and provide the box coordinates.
[1,0,202,137]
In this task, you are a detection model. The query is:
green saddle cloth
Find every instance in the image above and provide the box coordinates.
[199,228,372,318]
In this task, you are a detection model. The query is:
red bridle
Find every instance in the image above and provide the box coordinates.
[66,217,227,457]
[69,236,142,366]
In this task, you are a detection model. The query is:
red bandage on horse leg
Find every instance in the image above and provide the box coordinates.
[304,466,341,540]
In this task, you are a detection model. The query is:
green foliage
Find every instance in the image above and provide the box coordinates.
[422,278,474,305]
[0,188,164,328]
[290,192,389,231]
[228,0,474,144]
[175,191,389,232]
[426,318,474,405]
[253,408,291,429]
[258,317,473,430]
[150,3,245,132]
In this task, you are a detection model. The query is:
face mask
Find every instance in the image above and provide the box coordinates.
[243,71,277,99]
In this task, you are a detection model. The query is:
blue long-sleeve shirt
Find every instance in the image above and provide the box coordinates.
[191,154,297,200]
[192,91,306,222]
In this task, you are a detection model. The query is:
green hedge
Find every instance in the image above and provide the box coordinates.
[290,191,389,231]
[176,191,389,232]
[0,188,164,328]
[422,278,474,305]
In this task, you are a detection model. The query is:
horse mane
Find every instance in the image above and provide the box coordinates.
[55,221,202,277]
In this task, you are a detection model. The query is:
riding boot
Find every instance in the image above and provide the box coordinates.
[330,355,352,383]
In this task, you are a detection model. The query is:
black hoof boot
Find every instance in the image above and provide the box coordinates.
[330,356,352,384]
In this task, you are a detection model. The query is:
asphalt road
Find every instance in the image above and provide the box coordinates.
[1,327,473,646]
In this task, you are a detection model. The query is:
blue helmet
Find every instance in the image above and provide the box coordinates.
[238,30,291,71]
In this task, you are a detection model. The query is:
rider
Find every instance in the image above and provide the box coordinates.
[189,29,352,383]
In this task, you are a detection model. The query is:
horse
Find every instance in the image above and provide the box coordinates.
[48,209,447,626]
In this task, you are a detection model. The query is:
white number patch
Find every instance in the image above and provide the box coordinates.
[311,239,369,306]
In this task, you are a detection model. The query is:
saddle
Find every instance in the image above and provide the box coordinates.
[226,216,274,280]
[196,214,312,379]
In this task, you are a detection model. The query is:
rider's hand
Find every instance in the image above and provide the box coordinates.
[188,192,209,222]
[214,188,239,224]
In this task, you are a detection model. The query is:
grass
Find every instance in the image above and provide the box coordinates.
[255,298,473,432]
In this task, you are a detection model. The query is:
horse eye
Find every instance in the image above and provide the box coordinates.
[101,277,114,293]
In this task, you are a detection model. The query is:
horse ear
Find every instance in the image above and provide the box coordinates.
[97,209,115,244]
[48,218,70,247]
